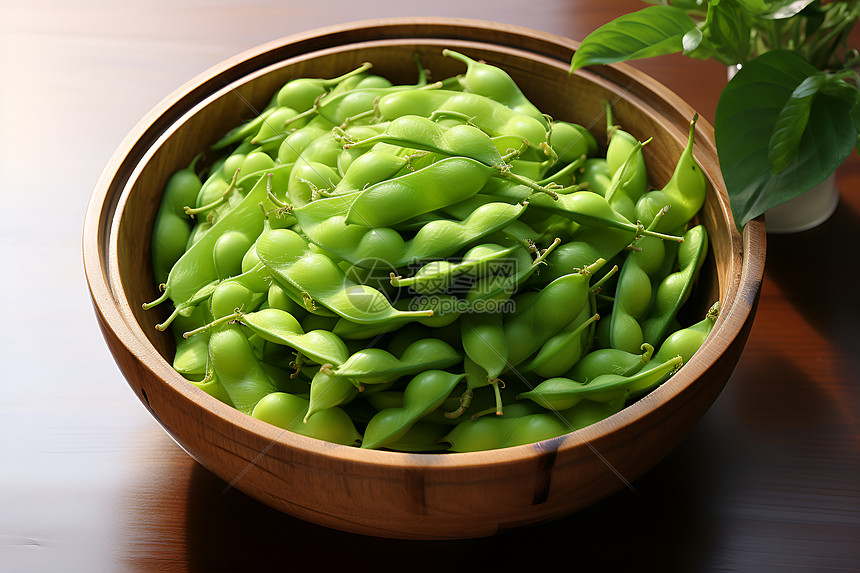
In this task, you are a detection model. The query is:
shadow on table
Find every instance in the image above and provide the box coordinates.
[762,189,860,352]
[181,418,729,573]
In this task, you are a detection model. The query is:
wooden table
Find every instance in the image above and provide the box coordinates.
[2,1,858,571]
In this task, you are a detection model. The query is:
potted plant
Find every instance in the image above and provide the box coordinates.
[571,0,860,232]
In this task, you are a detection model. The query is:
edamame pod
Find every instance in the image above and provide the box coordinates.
[266,251,433,324]
[442,49,548,128]
[233,308,350,367]
[441,412,570,452]
[320,338,462,385]
[517,355,683,409]
[362,370,466,449]
[143,169,291,330]
[641,225,709,346]
[634,115,706,232]
[252,392,362,446]
[503,258,605,367]
[208,324,280,414]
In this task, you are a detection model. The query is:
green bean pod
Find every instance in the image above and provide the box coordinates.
[463,238,559,306]
[603,138,649,222]
[558,395,627,431]
[151,154,203,284]
[287,161,341,207]
[461,311,508,384]
[305,367,361,421]
[525,190,674,240]
[169,305,212,379]
[212,230,255,280]
[376,89,548,148]
[517,355,683,410]
[361,370,466,449]
[383,421,452,452]
[315,83,442,126]
[248,105,302,145]
[642,225,709,346]
[548,120,598,162]
[575,158,612,196]
[264,250,433,324]
[441,412,570,452]
[292,196,527,269]
[330,294,461,340]
[565,343,655,383]
[208,324,280,414]
[211,107,277,150]
[332,146,409,195]
[232,308,350,367]
[274,62,373,113]
[345,114,507,168]
[520,311,601,377]
[607,227,669,353]
[251,392,362,446]
[634,115,706,232]
[209,277,266,320]
[442,48,548,128]
[143,169,290,330]
[605,102,649,203]
[530,224,636,287]
[630,301,719,399]
[266,281,309,319]
[503,258,605,368]
[320,338,462,386]
[277,118,336,165]
[391,243,520,294]
[345,156,496,228]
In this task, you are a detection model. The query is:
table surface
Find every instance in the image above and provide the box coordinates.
[2,1,859,571]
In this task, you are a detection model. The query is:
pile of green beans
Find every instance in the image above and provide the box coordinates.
[145,50,717,453]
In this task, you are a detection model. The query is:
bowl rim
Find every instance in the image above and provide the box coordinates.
[83,16,767,472]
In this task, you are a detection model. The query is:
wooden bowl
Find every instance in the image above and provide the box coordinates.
[83,18,766,540]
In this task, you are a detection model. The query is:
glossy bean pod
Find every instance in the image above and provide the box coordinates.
[208,323,280,414]
[376,89,548,149]
[251,392,362,446]
[345,156,496,228]
[503,258,605,368]
[634,115,706,232]
[264,250,434,324]
[361,370,466,449]
[320,338,462,386]
[641,225,709,346]
[441,412,570,452]
[565,343,655,383]
[150,154,203,284]
[292,196,528,269]
[143,169,290,330]
[442,48,548,128]
[517,355,683,410]
[233,308,350,367]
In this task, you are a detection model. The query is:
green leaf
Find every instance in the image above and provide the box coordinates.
[734,0,770,15]
[571,6,697,71]
[767,73,824,174]
[682,26,704,53]
[764,0,817,19]
[703,0,752,64]
[715,50,858,228]
[661,0,706,10]
[735,0,816,18]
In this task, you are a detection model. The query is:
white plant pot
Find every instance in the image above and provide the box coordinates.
[726,64,840,234]
[764,173,840,234]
